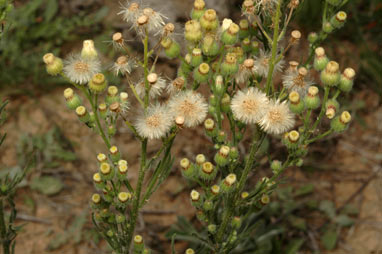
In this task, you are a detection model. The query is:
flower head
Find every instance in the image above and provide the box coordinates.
[282,67,313,95]
[167,77,185,95]
[259,99,295,135]
[118,2,141,24]
[255,0,279,14]
[253,49,284,78]
[63,54,101,85]
[168,90,208,128]
[135,73,167,99]
[135,104,174,139]
[235,58,255,84]
[231,87,269,124]
[111,56,135,76]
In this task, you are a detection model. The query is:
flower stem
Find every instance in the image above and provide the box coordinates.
[215,132,265,248]
[265,0,282,95]
[0,199,10,254]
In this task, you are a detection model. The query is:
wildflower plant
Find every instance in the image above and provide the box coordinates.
[0,101,28,254]
[43,0,354,253]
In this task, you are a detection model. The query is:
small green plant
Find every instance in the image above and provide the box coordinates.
[43,0,355,253]
[0,0,13,39]
[0,100,28,254]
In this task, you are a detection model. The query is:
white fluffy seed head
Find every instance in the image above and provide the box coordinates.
[168,90,208,128]
[63,54,101,85]
[259,100,295,135]
[134,104,174,139]
[231,87,269,124]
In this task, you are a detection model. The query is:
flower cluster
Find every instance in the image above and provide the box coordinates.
[42,0,355,252]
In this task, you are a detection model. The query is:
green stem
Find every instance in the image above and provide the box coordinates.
[0,199,10,254]
[306,129,333,144]
[310,86,330,137]
[126,139,147,251]
[265,1,282,95]
[215,132,265,247]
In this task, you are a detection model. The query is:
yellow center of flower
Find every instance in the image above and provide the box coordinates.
[74,61,89,74]
[242,99,258,114]
[146,114,161,128]
[268,110,282,124]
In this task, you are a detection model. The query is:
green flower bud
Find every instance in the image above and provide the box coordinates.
[89,73,107,93]
[321,61,340,87]
[108,125,116,136]
[285,130,300,149]
[117,191,132,209]
[210,184,220,196]
[207,224,216,234]
[203,200,213,211]
[143,248,152,254]
[43,53,63,76]
[98,103,107,119]
[81,40,98,60]
[217,131,226,143]
[202,34,219,56]
[63,88,81,110]
[304,86,321,109]
[91,193,102,209]
[200,9,219,31]
[296,158,304,167]
[214,145,230,166]
[193,63,210,83]
[221,23,239,45]
[214,75,225,96]
[231,216,242,229]
[221,53,239,76]
[339,68,355,92]
[251,40,260,55]
[191,48,203,67]
[93,172,105,190]
[190,189,202,207]
[261,194,270,205]
[75,106,90,123]
[106,229,114,238]
[100,162,114,181]
[199,162,217,181]
[204,118,217,137]
[180,158,195,179]
[109,145,120,162]
[242,37,251,53]
[116,214,125,223]
[331,11,347,29]
[313,47,329,71]
[185,20,202,43]
[196,210,206,222]
[105,86,119,105]
[325,99,340,119]
[221,93,231,113]
[161,37,181,59]
[239,19,250,39]
[331,111,351,132]
[308,32,318,44]
[288,91,305,114]
[185,248,195,254]
[323,22,334,33]
[229,147,239,160]
[209,94,217,106]
[271,160,282,174]
[117,163,128,180]
[133,235,144,253]
[191,0,206,20]
[221,173,237,193]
